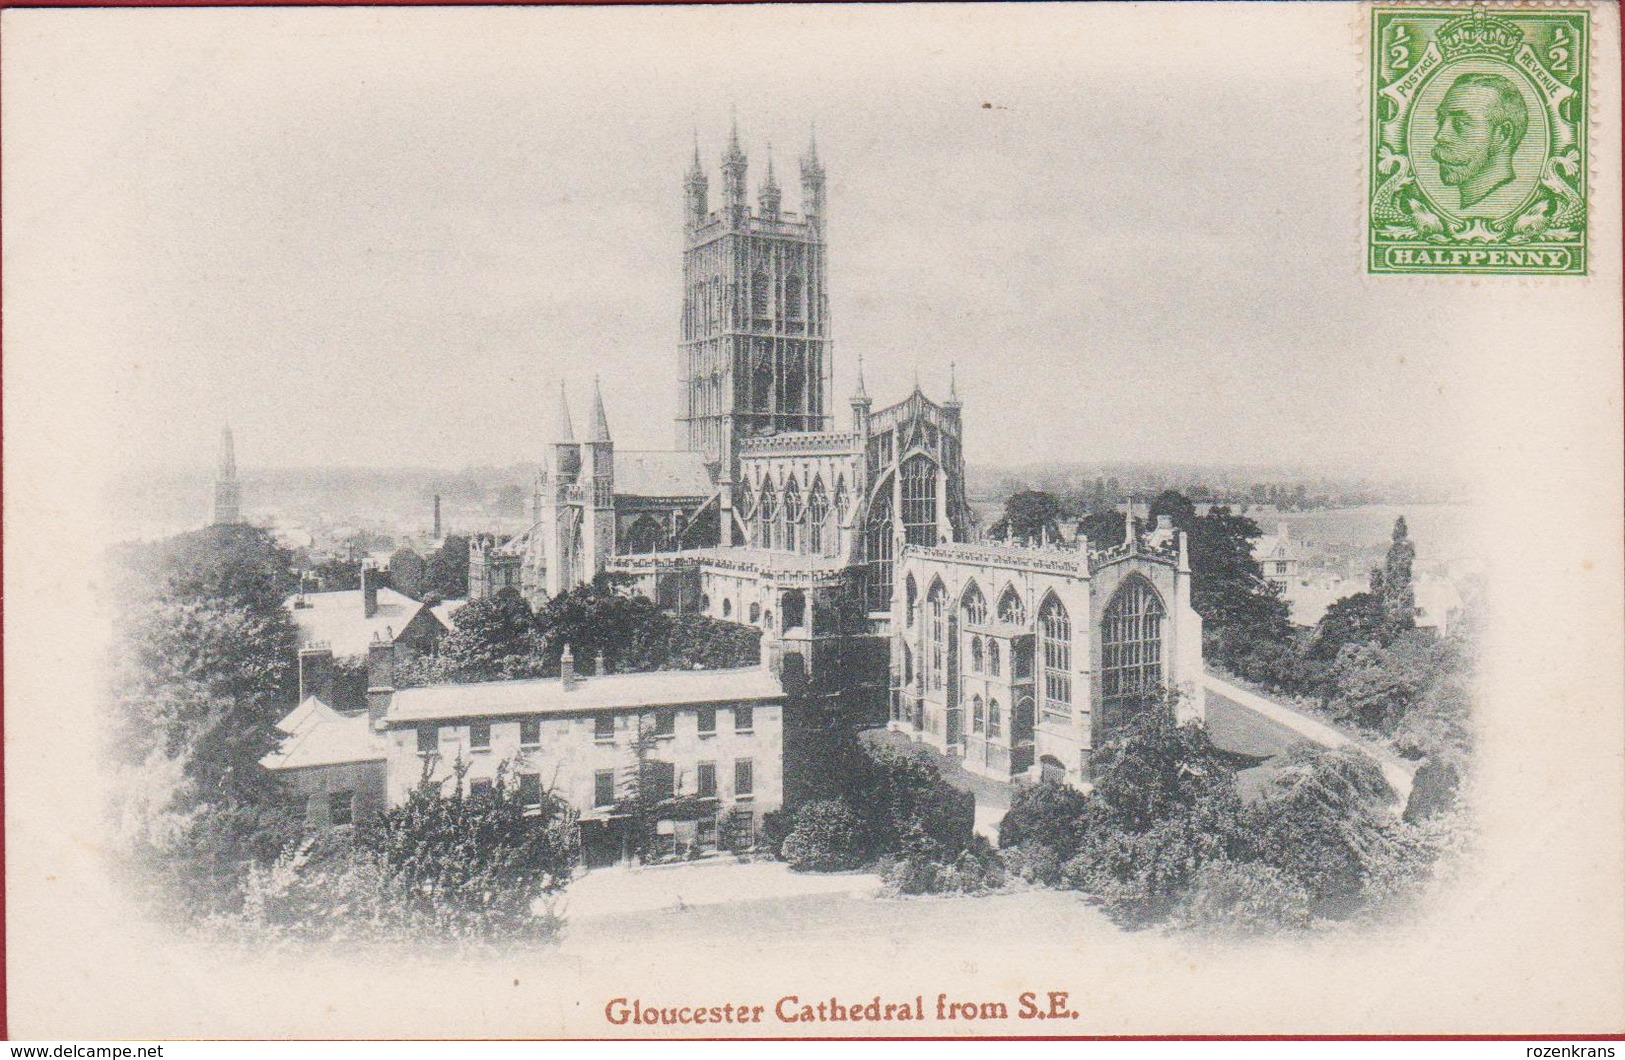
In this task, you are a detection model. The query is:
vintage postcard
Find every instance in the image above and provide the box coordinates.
[3,1,1622,1041]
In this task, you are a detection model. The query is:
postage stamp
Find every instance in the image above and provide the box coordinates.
[1369,5,1590,275]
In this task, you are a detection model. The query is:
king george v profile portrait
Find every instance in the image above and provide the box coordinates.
[1430,71,1530,209]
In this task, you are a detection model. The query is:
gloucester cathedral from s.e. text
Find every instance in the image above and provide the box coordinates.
[469,121,1203,788]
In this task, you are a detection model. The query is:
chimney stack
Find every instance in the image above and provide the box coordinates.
[560,643,578,692]
[299,645,335,704]
[362,563,380,618]
[367,635,396,728]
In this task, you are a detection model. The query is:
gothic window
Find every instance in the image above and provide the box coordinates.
[902,643,913,686]
[997,585,1026,626]
[864,486,893,613]
[808,478,830,554]
[988,639,1001,676]
[751,270,770,319]
[926,580,947,693]
[1102,577,1166,709]
[783,478,804,553]
[970,636,984,673]
[758,479,779,550]
[901,455,938,546]
[988,698,1002,738]
[749,602,761,624]
[736,480,755,546]
[904,573,918,627]
[785,271,804,320]
[972,694,985,734]
[961,581,987,626]
[1039,593,1073,717]
[833,475,849,522]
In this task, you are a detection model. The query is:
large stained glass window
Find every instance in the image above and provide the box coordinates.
[901,455,938,546]
[1102,577,1166,708]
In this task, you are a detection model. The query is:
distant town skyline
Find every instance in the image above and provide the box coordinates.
[11,5,1520,484]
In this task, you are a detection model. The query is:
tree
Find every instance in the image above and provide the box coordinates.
[997,780,1094,860]
[1309,591,1388,661]
[1147,490,1197,533]
[1378,515,1418,636]
[1325,629,1451,734]
[436,589,545,681]
[361,760,577,939]
[424,534,470,599]
[994,490,1068,543]
[1188,506,1290,637]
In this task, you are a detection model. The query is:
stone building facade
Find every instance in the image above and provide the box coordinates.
[889,515,1204,790]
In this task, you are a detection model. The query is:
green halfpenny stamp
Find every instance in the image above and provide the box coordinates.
[1370,5,1589,275]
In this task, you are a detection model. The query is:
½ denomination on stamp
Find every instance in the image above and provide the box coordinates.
[1369,5,1589,275]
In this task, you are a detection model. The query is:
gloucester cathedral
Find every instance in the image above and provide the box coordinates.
[468,123,1202,788]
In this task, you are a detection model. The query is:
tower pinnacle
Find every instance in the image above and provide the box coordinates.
[555,382,576,443]
[589,376,612,443]
[852,353,870,403]
[945,362,961,407]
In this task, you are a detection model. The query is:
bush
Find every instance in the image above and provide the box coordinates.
[1167,860,1313,936]
[882,842,1006,897]
[1246,745,1397,911]
[1062,788,1248,925]
[1000,843,1063,886]
[998,781,1093,860]
[781,799,867,872]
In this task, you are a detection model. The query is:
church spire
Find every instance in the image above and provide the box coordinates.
[218,423,237,480]
[211,423,243,526]
[555,382,575,443]
[589,376,612,443]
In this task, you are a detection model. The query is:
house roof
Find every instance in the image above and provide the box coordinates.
[615,450,713,499]
[431,599,466,629]
[286,587,438,658]
[386,666,784,725]
[261,696,384,770]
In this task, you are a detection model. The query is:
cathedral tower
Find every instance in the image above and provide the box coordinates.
[212,424,243,526]
[678,123,832,478]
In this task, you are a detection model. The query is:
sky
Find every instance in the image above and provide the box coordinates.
[1,3,1578,480]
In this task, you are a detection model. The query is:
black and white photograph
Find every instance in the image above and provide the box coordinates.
[3,1,1622,1041]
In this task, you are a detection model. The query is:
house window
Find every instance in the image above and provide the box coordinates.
[972,694,985,734]
[594,714,615,742]
[518,773,541,808]
[654,710,675,737]
[734,706,754,733]
[329,790,354,826]
[593,770,615,809]
[988,698,1002,738]
[698,706,717,735]
[1276,562,1288,575]
[734,758,754,798]
[520,718,541,746]
[1039,594,1073,717]
[697,761,717,798]
[417,725,438,754]
[470,721,492,751]
[646,760,676,800]
[988,639,1001,676]
[470,778,493,799]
